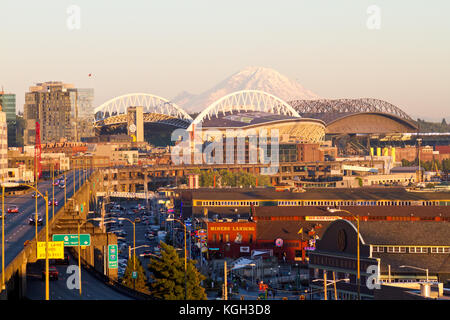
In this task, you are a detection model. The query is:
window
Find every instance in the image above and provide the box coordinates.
[410,247,427,253]
[373,246,384,253]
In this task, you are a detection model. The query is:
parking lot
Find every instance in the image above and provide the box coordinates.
[103,199,163,279]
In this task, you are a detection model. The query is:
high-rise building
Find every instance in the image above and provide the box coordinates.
[0,91,17,147]
[69,88,95,141]
[23,82,94,145]
[70,88,94,118]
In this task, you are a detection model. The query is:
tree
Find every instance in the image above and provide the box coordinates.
[148,242,206,300]
[121,254,148,292]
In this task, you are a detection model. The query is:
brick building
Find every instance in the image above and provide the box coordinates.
[179,187,450,263]
[309,220,450,300]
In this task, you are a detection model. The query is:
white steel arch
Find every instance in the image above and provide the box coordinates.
[94,93,193,122]
[188,90,301,131]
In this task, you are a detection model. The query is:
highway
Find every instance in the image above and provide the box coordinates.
[0,169,134,299]
[0,170,81,272]
[25,255,132,300]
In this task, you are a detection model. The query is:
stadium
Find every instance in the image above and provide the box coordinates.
[93,90,417,146]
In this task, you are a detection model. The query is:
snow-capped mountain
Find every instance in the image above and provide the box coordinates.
[172,66,320,113]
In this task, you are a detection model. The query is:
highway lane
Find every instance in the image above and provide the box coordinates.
[1,169,138,300]
[25,255,133,300]
[0,170,88,273]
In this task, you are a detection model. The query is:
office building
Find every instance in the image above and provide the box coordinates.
[0,91,17,147]
[23,82,94,145]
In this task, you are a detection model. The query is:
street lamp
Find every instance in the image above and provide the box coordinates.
[312,278,350,300]
[166,217,187,300]
[223,262,256,300]
[399,265,429,283]
[327,208,361,300]
[417,138,422,183]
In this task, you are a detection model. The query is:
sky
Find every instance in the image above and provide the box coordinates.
[1,0,449,121]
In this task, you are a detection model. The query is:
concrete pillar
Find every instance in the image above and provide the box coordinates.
[20,262,27,298]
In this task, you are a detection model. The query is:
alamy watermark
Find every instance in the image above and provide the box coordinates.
[66,5,81,30]
[366,265,381,290]
[66,265,80,290]
[366,5,381,30]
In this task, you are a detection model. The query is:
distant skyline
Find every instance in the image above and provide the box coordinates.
[1,0,449,121]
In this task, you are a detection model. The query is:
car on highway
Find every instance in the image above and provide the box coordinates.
[29,214,43,226]
[42,266,59,280]
[145,233,155,240]
[31,192,41,198]
[59,182,65,189]
[118,243,128,252]
[52,181,59,186]
[134,217,141,223]
[139,250,153,258]
[48,200,59,206]
[7,205,19,213]
[111,229,127,237]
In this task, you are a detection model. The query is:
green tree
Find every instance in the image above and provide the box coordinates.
[121,254,149,292]
[219,169,236,187]
[256,174,271,186]
[200,170,215,187]
[148,242,206,300]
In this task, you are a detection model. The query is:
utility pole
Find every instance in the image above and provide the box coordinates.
[333,271,337,300]
[417,138,422,183]
[323,271,327,300]
[224,260,228,300]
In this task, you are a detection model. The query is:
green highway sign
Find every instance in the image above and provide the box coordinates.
[108,244,118,269]
[52,234,91,247]
[132,271,138,279]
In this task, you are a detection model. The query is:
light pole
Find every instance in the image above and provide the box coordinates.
[52,163,55,220]
[417,138,422,183]
[224,262,255,300]
[327,208,360,300]
[1,184,4,293]
[399,265,429,283]
[312,278,350,300]
[64,172,67,207]
[166,217,187,300]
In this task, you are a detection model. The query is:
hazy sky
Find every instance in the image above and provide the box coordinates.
[1,0,449,120]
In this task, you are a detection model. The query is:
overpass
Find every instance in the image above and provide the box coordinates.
[98,159,388,193]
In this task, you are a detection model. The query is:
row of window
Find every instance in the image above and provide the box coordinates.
[197,200,450,207]
[372,246,450,254]
[211,234,254,243]
[199,200,260,207]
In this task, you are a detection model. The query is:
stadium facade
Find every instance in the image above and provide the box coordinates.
[93,91,418,148]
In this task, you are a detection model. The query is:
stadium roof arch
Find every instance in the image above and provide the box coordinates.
[187,90,301,131]
[94,93,193,123]
[289,98,418,134]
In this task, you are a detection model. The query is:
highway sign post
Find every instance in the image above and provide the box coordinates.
[37,241,64,259]
[108,244,118,269]
[52,234,91,246]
